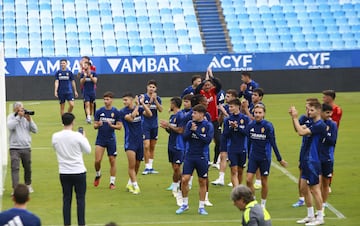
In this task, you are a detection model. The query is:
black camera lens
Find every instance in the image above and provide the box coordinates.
[24,110,35,115]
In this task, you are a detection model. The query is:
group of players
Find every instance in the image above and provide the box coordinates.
[54,57,342,223]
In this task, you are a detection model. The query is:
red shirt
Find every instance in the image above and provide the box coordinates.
[200,87,218,122]
[332,104,342,128]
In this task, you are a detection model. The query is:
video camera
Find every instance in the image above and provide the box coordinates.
[24,109,35,115]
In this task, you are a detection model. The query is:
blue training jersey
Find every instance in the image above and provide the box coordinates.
[168,110,185,151]
[0,208,41,226]
[222,113,250,153]
[181,85,195,98]
[302,119,327,163]
[80,72,97,94]
[183,120,214,157]
[318,119,337,162]
[119,106,144,149]
[239,80,259,104]
[55,69,74,94]
[247,119,282,161]
[298,115,313,163]
[94,106,121,139]
[142,93,162,128]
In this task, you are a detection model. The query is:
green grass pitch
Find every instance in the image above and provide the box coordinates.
[1,92,360,226]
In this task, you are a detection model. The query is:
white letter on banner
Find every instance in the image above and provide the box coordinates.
[147,58,157,72]
[286,55,297,66]
[72,60,81,74]
[220,56,231,68]
[208,56,221,68]
[298,53,309,66]
[320,52,330,65]
[35,61,46,74]
[121,59,132,72]
[231,55,242,68]
[47,60,60,74]
[243,55,252,67]
[308,53,320,66]
[157,58,168,72]
[169,57,181,72]
[133,58,146,72]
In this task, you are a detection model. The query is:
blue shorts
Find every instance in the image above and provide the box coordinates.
[96,137,117,156]
[58,93,74,104]
[321,161,333,178]
[301,161,321,186]
[182,155,208,178]
[168,149,184,164]
[143,127,158,140]
[247,158,271,176]
[228,151,247,168]
[125,142,144,161]
[83,92,96,103]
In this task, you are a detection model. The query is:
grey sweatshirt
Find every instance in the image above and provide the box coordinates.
[7,113,38,149]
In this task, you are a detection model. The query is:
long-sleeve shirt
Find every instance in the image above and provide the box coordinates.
[183,120,214,157]
[239,80,259,104]
[52,130,91,174]
[319,119,337,162]
[242,200,272,226]
[222,113,250,153]
[7,113,38,149]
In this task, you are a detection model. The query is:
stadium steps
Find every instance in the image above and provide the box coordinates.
[193,0,232,53]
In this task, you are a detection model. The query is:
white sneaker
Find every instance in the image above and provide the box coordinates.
[305,218,324,226]
[211,163,220,169]
[172,190,178,198]
[227,182,233,187]
[205,199,213,207]
[296,216,315,224]
[27,185,34,193]
[211,178,224,186]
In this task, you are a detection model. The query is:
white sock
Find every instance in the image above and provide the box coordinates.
[205,192,209,201]
[255,179,261,185]
[128,178,132,185]
[149,159,154,169]
[172,182,179,192]
[145,163,151,169]
[307,207,315,218]
[87,115,91,120]
[316,210,323,219]
[132,181,139,189]
[183,197,189,206]
[299,197,305,201]
[110,176,116,184]
[199,200,205,208]
[189,176,193,185]
[261,199,266,208]
[96,171,101,177]
[219,172,225,181]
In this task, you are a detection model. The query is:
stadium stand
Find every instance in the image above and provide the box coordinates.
[0,0,359,57]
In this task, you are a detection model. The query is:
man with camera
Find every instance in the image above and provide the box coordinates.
[7,102,38,193]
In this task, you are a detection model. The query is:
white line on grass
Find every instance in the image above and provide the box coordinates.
[271,162,346,219]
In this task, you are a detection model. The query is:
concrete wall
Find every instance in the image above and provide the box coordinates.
[6,68,360,101]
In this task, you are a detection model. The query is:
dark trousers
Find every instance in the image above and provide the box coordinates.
[212,121,221,163]
[10,148,32,189]
[60,173,86,226]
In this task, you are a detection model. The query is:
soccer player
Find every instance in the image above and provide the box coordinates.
[289,100,327,226]
[212,89,238,186]
[195,68,222,168]
[322,90,342,128]
[142,80,163,175]
[181,74,202,98]
[222,99,250,187]
[78,56,97,118]
[54,59,78,116]
[238,71,259,105]
[176,104,214,215]
[246,104,287,209]
[80,61,97,124]
[119,93,152,195]
[319,103,338,215]
[93,91,122,189]
[160,97,185,204]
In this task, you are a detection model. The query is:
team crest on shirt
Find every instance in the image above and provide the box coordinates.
[261,127,265,133]
[201,127,205,133]
[111,113,115,118]
[240,119,244,124]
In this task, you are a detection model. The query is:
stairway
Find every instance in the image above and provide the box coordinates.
[193,0,230,53]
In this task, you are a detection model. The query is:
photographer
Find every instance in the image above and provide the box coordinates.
[7,102,38,193]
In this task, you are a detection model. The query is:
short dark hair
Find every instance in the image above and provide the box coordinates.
[308,99,322,109]
[62,112,75,126]
[226,89,238,98]
[171,97,182,108]
[322,90,336,100]
[82,56,90,61]
[241,71,251,77]
[231,185,254,204]
[322,103,333,112]
[253,88,264,97]
[13,184,29,204]
[191,94,206,107]
[147,79,157,87]
[122,92,134,98]
[192,104,207,114]
[191,74,201,83]
[228,98,241,106]
[60,59,67,63]
[103,91,114,98]
[182,94,193,101]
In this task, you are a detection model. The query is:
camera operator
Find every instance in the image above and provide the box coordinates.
[7,102,38,193]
